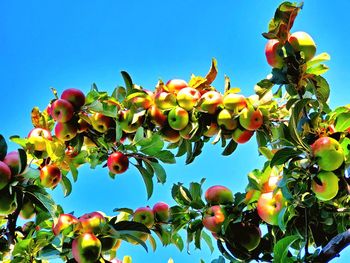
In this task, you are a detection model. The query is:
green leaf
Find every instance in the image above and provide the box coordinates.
[135,164,154,199]
[270,147,302,167]
[113,86,127,103]
[273,235,300,263]
[306,52,330,68]
[68,161,79,182]
[335,112,350,132]
[138,134,164,156]
[60,176,72,197]
[172,184,192,206]
[202,231,214,253]
[17,149,27,174]
[148,234,157,252]
[313,76,330,105]
[306,64,329,75]
[154,150,176,164]
[195,229,202,249]
[12,239,33,256]
[0,134,7,160]
[186,140,204,164]
[25,186,57,218]
[171,233,184,251]
[121,71,133,96]
[149,161,166,184]
[113,208,134,214]
[221,139,237,156]
[259,147,274,160]
[254,79,274,99]
[176,140,188,157]
[112,221,151,233]
[85,85,100,105]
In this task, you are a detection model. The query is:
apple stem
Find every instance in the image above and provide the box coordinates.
[6,189,23,246]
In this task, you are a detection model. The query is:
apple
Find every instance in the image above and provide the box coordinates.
[19,198,35,219]
[166,79,188,94]
[262,175,282,193]
[148,105,167,127]
[202,205,225,233]
[107,152,129,175]
[61,88,86,111]
[154,91,177,110]
[217,109,237,131]
[203,122,219,137]
[197,91,223,114]
[205,185,233,205]
[265,39,284,68]
[153,202,170,223]
[239,107,263,131]
[179,122,196,140]
[311,171,339,201]
[119,109,143,133]
[50,99,75,123]
[0,161,11,191]
[223,93,247,113]
[55,121,78,141]
[224,222,261,251]
[288,31,316,62]
[40,165,62,189]
[27,128,52,151]
[79,211,106,234]
[232,126,254,144]
[160,126,181,143]
[126,91,153,110]
[90,113,114,133]
[257,190,286,226]
[176,87,201,111]
[0,187,17,216]
[312,137,344,171]
[3,151,21,176]
[77,117,90,133]
[133,206,155,228]
[167,106,189,131]
[52,213,79,236]
[72,232,102,263]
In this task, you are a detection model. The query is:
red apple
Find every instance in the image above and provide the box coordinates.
[202,205,225,233]
[232,126,254,144]
[223,93,247,113]
[27,128,52,151]
[0,161,11,191]
[160,126,181,143]
[239,107,263,131]
[288,31,316,62]
[265,39,284,68]
[72,233,102,263]
[90,113,114,133]
[166,79,188,94]
[217,109,237,131]
[167,106,189,131]
[154,91,177,110]
[257,190,286,226]
[107,152,129,175]
[312,137,344,171]
[205,185,233,205]
[203,122,219,137]
[61,88,86,111]
[55,121,78,141]
[311,171,339,201]
[119,109,143,133]
[79,211,106,234]
[50,99,75,123]
[176,87,201,111]
[148,105,167,127]
[40,165,62,189]
[52,213,79,236]
[3,151,21,176]
[152,202,170,223]
[197,91,223,114]
[133,206,155,228]
[126,91,153,110]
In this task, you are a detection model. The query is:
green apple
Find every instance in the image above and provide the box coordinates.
[160,126,181,143]
[72,233,102,263]
[205,185,233,205]
[133,206,155,228]
[50,99,75,123]
[27,128,52,151]
[61,88,86,111]
[265,39,284,68]
[55,121,78,141]
[311,171,339,201]
[166,79,188,94]
[119,109,143,133]
[217,109,237,131]
[312,137,344,171]
[0,187,17,216]
[197,91,223,114]
[239,107,263,131]
[79,211,106,234]
[147,105,167,127]
[257,190,286,226]
[154,91,177,110]
[224,222,261,251]
[90,113,114,133]
[152,202,170,223]
[232,126,254,144]
[107,152,129,174]
[0,161,11,191]
[223,93,247,113]
[176,87,201,111]
[52,213,79,236]
[168,106,189,131]
[19,197,35,219]
[202,205,225,233]
[40,165,62,189]
[288,31,316,62]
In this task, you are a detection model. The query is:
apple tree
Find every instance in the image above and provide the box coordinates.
[1,2,350,263]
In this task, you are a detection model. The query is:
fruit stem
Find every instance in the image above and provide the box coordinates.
[6,189,23,246]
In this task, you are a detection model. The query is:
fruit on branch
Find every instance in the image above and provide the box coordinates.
[133,206,155,228]
[72,232,102,263]
[265,39,284,68]
[311,171,339,201]
[176,87,201,111]
[167,106,189,131]
[61,88,86,111]
[79,211,106,234]
[147,105,167,127]
[55,121,78,141]
[90,113,114,133]
[107,152,129,175]
[126,91,153,110]
[224,222,261,251]
[223,93,247,113]
[50,99,75,123]
[52,213,79,236]
[153,202,170,223]
[0,187,17,216]
[40,164,62,189]
[239,107,263,131]
[154,91,177,110]
[261,174,282,193]
[205,185,233,205]
[202,205,225,233]
[197,90,223,114]
[232,126,254,144]
[217,109,237,131]
[0,161,11,191]
[312,137,344,171]
[119,109,143,133]
[160,126,181,143]
[257,190,286,226]
[288,31,316,62]
[19,197,35,219]
[27,127,52,151]
[3,151,21,176]
[77,117,90,133]
[166,79,188,94]
[179,122,196,140]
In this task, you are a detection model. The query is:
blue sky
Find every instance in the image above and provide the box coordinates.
[1,1,350,262]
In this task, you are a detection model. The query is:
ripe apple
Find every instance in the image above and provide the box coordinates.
[61,88,86,111]
[203,122,219,137]
[107,152,129,175]
[167,106,189,131]
[72,233,102,263]
[176,87,201,111]
[0,161,11,191]
[148,105,167,127]
[79,211,106,234]
[90,113,114,133]
[265,39,284,68]
[52,213,79,236]
[133,206,155,228]
[0,187,17,216]
[27,128,52,151]
[119,109,143,133]
[160,126,181,143]
[257,190,286,226]
[3,151,21,176]
[288,31,316,62]
[126,91,153,110]
[239,107,263,131]
[223,93,247,113]
[232,126,254,144]
[154,91,177,110]
[166,79,188,94]
[217,109,237,131]
[153,202,170,223]
[311,171,339,201]
[202,205,225,233]
[19,198,35,219]
[312,137,344,171]
[197,91,223,114]
[40,165,62,189]
[224,222,261,251]
[55,121,78,141]
[205,185,233,205]
[50,99,75,123]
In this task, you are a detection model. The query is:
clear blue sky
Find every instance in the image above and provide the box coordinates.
[1,1,350,262]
